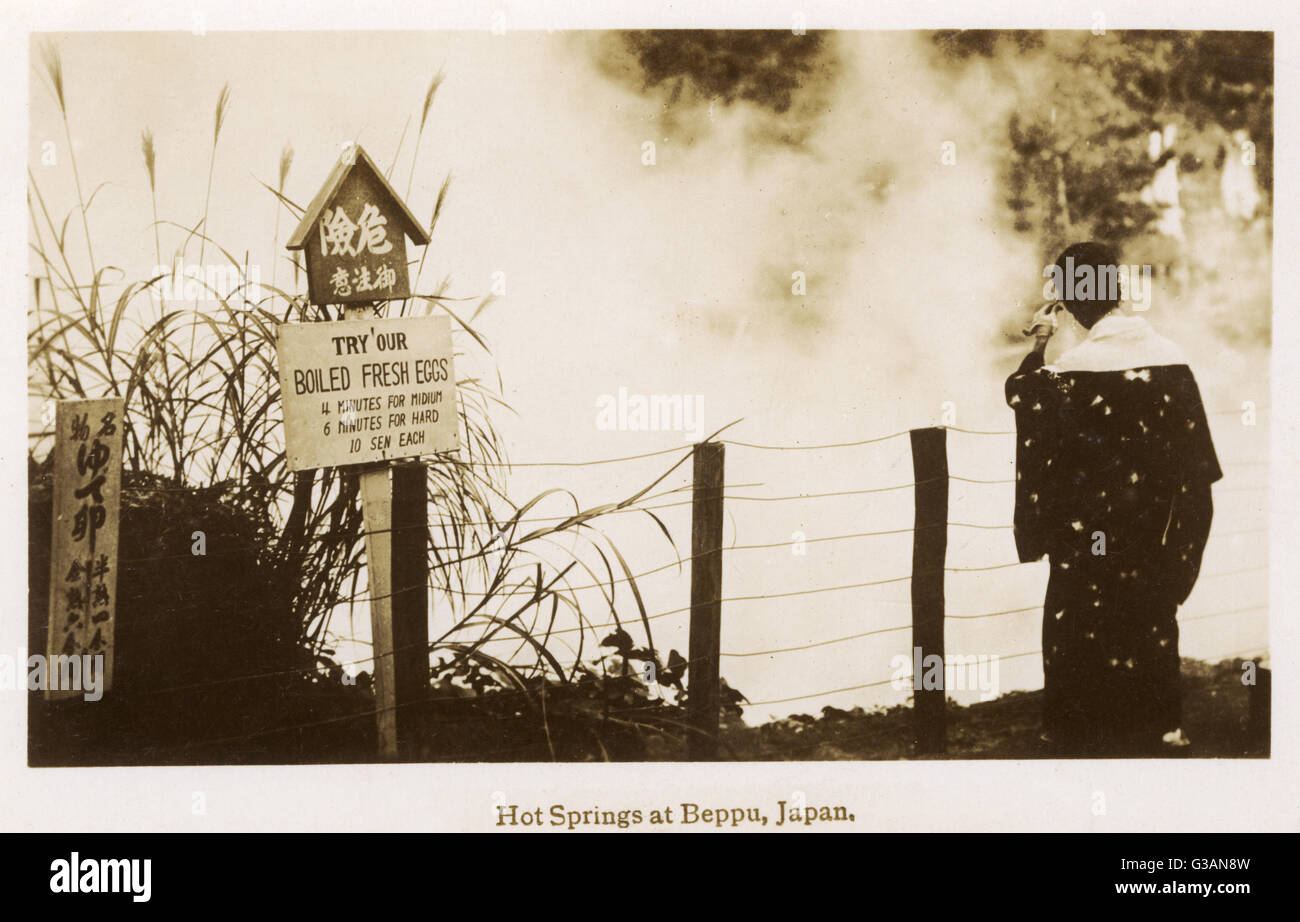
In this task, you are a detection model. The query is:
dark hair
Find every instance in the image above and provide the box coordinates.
[1052,241,1122,328]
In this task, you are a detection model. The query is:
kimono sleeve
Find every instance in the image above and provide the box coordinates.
[1005,351,1061,563]
[1171,367,1223,486]
[1159,367,1223,603]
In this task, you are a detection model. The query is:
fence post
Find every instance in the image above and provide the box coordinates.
[909,427,948,754]
[360,460,430,760]
[687,441,725,760]
[1248,658,1270,753]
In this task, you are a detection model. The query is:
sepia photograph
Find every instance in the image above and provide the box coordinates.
[20,24,1274,771]
[4,0,1298,870]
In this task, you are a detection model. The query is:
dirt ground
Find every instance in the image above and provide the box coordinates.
[722,657,1269,760]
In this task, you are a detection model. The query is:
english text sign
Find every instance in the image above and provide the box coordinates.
[276,315,458,471]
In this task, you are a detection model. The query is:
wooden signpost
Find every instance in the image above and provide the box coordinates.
[280,145,449,760]
[359,462,430,760]
[46,397,124,700]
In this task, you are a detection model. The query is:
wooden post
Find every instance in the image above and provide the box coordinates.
[360,461,429,760]
[909,427,948,754]
[1248,658,1270,753]
[687,441,725,760]
[47,398,124,699]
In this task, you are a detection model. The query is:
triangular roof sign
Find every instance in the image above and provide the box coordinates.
[286,145,431,250]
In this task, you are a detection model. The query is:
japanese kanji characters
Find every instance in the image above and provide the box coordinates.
[48,399,122,681]
[318,201,401,298]
[318,201,393,258]
[328,261,400,298]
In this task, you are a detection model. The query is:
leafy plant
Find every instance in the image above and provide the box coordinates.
[27,44,715,760]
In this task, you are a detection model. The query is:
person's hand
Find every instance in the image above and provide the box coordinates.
[1022,302,1060,339]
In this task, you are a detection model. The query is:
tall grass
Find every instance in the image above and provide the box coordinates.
[38,42,97,281]
[407,70,444,198]
[270,143,293,294]
[197,82,231,270]
[141,128,160,270]
[28,52,679,710]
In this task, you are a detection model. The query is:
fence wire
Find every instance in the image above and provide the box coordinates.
[40,413,1267,755]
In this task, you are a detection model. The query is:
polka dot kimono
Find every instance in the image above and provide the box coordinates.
[1005,350,1222,752]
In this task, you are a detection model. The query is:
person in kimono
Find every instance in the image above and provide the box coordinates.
[1005,241,1222,756]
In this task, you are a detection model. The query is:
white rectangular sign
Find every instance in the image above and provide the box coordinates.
[276,315,458,471]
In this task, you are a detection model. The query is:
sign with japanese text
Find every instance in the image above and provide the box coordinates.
[309,171,409,303]
[287,146,429,306]
[46,397,123,700]
[276,314,458,471]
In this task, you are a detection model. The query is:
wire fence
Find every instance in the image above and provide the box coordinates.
[64,398,1267,760]
[549,419,1267,717]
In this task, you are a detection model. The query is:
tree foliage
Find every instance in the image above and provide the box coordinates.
[933,30,1272,258]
